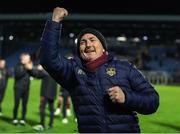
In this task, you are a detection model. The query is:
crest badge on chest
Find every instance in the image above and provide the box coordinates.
[106,67,116,77]
[77,69,86,75]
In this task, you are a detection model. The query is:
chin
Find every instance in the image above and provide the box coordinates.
[89,57,97,62]
[82,54,97,61]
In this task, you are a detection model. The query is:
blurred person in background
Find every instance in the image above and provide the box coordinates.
[54,87,71,124]
[12,53,33,125]
[54,54,73,124]
[40,7,159,133]
[32,64,57,131]
[0,58,9,116]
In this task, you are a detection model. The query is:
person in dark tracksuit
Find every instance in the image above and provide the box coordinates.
[32,65,57,131]
[54,87,71,124]
[0,59,9,116]
[12,53,33,125]
[40,7,159,133]
[54,55,77,124]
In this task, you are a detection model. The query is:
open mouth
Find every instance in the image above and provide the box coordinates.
[84,47,95,53]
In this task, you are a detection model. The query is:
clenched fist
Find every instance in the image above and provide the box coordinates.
[52,7,68,23]
[108,86,125,103]
[37,64,43,70]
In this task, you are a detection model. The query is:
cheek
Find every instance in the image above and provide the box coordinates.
[79,45,85,52]
[79,49,84,55]
[96,47,104,54]
[79,47,85,58]
[95,44,104,51]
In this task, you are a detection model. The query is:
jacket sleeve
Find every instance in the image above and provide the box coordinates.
[122,63,159,115]
[29,68,46,79]
[40,20,75,89]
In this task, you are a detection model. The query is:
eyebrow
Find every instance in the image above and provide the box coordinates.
[80,37,96,42]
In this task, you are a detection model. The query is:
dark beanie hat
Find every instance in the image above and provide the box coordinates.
[76,28,107,55]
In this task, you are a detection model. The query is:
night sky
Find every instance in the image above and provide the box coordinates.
[0,0,180,15]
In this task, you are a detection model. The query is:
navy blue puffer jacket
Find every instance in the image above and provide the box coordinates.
[40,20,159,133]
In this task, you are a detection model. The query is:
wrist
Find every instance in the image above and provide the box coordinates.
[52,16,63,23]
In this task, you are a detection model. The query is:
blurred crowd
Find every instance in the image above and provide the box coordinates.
[0,53,76,131]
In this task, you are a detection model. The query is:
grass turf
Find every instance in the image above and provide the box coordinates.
[0,78,180,133]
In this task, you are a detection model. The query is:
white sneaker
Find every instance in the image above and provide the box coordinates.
[54,108,60,116]
[33,125,44,131]
[66,109,71,117]
[12,119,18,125]
[62,118,68,124]
[20,120,26,125]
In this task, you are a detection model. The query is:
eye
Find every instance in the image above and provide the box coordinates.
[90,39,96,42]
[80,40,86,45]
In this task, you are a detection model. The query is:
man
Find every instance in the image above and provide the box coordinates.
[0,58,9,116]
[32,65,57,131]
[12,53,33,125]
[40,7,159,133]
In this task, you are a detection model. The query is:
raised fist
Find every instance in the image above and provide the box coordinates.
[52,7,68,23]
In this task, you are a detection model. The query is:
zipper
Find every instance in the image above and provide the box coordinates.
[95,67,109,132]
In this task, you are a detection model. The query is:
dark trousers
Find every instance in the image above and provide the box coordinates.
[0,88,6,112]
[61,89,70,118]
[62,95,68,118]
[13,88,29,120]
[40,97,54,127]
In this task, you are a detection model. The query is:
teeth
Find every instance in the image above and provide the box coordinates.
[85,51,94,53]
[85,49,95,53]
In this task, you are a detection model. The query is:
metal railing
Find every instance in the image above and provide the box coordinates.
[142,70,170,85]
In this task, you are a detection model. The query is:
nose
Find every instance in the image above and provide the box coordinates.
[86,40,92,46]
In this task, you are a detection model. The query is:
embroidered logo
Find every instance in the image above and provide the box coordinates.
[77,69,85,75]
[106,67,116,77]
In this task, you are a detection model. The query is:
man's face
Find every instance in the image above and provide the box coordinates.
[79,33,105,62]
[21,54,31,65]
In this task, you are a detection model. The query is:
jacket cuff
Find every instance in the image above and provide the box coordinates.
[120,87,133,108]
[45,20,62,31]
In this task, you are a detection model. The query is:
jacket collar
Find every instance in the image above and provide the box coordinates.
[74,52,114,72]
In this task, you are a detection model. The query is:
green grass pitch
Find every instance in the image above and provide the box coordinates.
[0,78,180,133]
